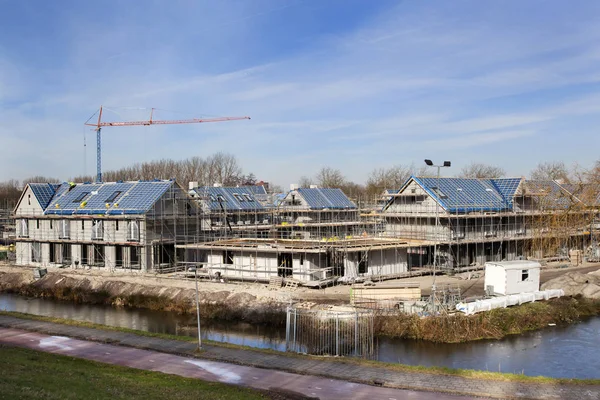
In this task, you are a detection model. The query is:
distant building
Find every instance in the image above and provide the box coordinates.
[276,187,371,239]
[190,185,271,238]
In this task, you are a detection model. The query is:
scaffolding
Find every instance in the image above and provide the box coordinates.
[366,178,600,271]
[12,177,599,287]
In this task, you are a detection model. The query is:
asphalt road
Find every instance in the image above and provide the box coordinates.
[0,327,480,400]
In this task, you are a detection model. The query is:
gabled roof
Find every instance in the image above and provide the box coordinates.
[391,176,523,213]
[414,176,511,212]
[489,178,523,207]
[294,188,356,210]
[45,180,176,215]
[194,186,265,211]
[521,180,579,209]
[29,183,61,209]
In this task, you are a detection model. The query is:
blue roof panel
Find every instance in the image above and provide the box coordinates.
[29,183,60,209]
[412,176,512,213]
[194,187,265,211]
[490,178,522,206]
[45,180,174,215]
[296,188,356,209]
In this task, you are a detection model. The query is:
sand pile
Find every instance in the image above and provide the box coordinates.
[541,271,600,299]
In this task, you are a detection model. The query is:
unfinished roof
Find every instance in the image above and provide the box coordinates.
[520,180,579,210]
[403,176,522,213]
[194,186,265,211]
[45,180,176,215]
[178,237,410,253]
[29,183,61,209]
[561,182,600,207]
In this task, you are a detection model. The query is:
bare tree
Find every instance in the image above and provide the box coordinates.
[459,162,506,179]
[530,161,571,182]
[208,152,242,186]
[366,165,415,197]
[298,176,313,188]
[315,167,346,188]
[22,176,61,185]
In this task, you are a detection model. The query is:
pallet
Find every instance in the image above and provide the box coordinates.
[284,279,300,290]
[268,276,283,290]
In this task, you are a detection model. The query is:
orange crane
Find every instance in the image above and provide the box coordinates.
[85,106,250,182]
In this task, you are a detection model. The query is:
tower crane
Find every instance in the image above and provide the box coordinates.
[85,106,251,182]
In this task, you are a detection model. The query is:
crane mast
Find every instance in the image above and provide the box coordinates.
[85,106,250,183]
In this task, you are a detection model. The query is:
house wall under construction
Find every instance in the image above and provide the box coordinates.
[13,181,200,272]
[178,238,409,283]
[377,176,597,270]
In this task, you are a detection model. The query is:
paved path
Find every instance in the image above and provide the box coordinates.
[0,315,599,400]
[0,327,474,400]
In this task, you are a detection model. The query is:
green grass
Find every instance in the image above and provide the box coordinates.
[2,310,600,386]
[0,345,271,400]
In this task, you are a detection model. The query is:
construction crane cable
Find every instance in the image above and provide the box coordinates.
[84,110,99,125]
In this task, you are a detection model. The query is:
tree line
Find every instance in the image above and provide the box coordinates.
[0,155,598,206]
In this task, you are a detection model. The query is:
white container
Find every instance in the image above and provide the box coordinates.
[484,260,541,295]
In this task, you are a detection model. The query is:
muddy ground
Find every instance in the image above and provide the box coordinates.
[2,261,599,309]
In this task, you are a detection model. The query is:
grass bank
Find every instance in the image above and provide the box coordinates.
[0,345,276,400]
[7,278,286,326]
[2,310,600,386]
[375,296,600,343]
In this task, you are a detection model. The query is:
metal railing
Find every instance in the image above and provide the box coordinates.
[285,307,374,359]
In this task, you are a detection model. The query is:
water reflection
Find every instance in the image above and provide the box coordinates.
[0,293,286,351]
[1,293,598,379]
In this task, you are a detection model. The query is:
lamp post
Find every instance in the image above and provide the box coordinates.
[188,266,202,349]
[424,159,451,313]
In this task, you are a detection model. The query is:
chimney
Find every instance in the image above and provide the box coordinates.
[290,183,299,191]
[189,181,198,190]
[310,184,318,189]
[213,182,223,187]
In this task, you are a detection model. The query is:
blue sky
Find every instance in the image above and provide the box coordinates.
[1,0,600,186]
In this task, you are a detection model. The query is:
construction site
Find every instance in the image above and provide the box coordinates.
[7,174,600,289]
[4,107,600,292]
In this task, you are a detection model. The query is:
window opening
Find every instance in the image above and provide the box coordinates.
[105,191,122,203]
[358,251,368,274]
[61,244,71,264]
[73,192,89,203]
[431,187,448,199]
[223,251,234,265]
[81,244,89,265]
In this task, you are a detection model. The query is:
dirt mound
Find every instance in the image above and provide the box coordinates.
[541,271,600,299]
[0,271,31,291]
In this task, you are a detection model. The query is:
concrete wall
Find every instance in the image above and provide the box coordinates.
[344,248,408,279]
[205,250,326,282]
[14,186,44,216]
[15,217,144,244]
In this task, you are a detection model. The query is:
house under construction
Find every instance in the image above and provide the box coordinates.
[376,176,599,270]
[11,175,599,284]
[13,180,199,271]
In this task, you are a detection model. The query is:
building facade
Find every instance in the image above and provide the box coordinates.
[14,180,197,272]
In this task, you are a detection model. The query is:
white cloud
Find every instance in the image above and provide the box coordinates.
[2,1,600,185]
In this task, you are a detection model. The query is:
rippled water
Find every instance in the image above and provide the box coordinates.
[1,293,598,379]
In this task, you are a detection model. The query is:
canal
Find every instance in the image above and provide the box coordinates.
[1,293,598,379]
